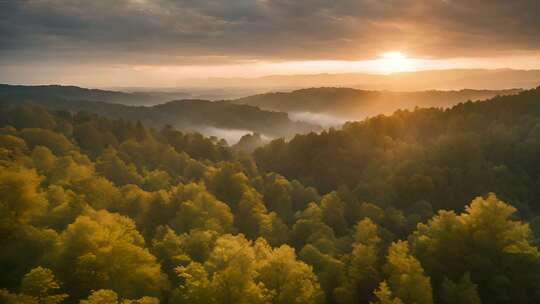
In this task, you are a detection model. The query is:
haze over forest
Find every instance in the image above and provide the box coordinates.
[2,1,540,304]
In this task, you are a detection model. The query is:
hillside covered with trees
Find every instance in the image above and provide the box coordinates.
[232,87,521,121]
[0,84,189,106]
[1,88,540,304]
[0,84,319,141]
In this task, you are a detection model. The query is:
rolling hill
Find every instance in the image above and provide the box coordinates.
[0,84,319,142]
[231,87,522,125]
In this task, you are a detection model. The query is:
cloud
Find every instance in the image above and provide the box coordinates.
[0,0,539,66]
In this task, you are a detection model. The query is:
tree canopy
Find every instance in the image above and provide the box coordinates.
[2,87,540,303]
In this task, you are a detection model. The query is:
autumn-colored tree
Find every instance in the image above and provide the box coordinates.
[370,281,403,304]
[335,218,381,304]
[52,209,168,300]
[384,241,433,304]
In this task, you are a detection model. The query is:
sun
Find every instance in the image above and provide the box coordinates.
[382,51,406,60]
[378,51,410,74]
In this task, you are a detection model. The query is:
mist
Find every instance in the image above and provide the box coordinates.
[288,112,349,128]
[187,126,257,145]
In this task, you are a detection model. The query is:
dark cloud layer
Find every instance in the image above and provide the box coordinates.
[1,0,540,65]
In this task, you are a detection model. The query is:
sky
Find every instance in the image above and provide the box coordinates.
[1,0,540,87]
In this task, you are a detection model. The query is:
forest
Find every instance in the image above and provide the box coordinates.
[231,87,521,120]
[0,84,319,140]
[1,87,540,304]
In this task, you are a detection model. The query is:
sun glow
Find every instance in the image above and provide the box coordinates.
[378,51,411,74]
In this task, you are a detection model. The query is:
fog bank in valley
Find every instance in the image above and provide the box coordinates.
[188,126,270,145]
[289,112,349,128]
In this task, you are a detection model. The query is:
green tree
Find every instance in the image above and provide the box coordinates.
[440,273,481,304]
[261,173,294,224]
[299,244,345,304]
[320,192,348,236]
[411,194,540,303]
[335,218,381,304]
[96,148,143,186]
[170,183,235,234]
[10,106,57,130]
[19,128,73,156]
[151,226,218,281]
[207,164,249,209]
[236,188,289,246]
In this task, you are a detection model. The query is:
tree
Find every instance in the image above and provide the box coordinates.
[142,169,171,191]
[411,194,540,303]
[21,267,68,304]
[0,167,58,288]
[335,218,381,304]
[291,202,336,252]
[0,166,47,228]
[79,289,119,304]
[10,106,57,130]
[173,234,268,304]
[170,183,235,234]
[73,122,118,156]
[256,241,324,304]
[440,273,481,304]
[171,262,213,304]
[320,192,348,236]
[236,188,289,246]
[0,134,28,156]
[384,241,433,304]
[72,176,121,211]
[370,281,403,304]
[299,245,345,304]
[53,209,168,300]
[261,173,294,224]
[95,148,143,186]
[206,164,249,209]
[31,146,57,174]
[46,154,94,186]
[19,128,73,156]
[0,289,37,304]
[171,235,322,304]
[79,289,159,304]
[0,267,68,304]
[151,226,218,282]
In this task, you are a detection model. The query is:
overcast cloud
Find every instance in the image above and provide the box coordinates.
[1,0,539,67]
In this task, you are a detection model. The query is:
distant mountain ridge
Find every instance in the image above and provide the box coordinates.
[0,83,524,138]
[191,69,540,91]
[231,87,523,121]
[0,84,189,106]
[0,84,319,142]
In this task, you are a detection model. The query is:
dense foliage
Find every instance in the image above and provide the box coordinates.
[2,87,540,304]
[255,87,540,214]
